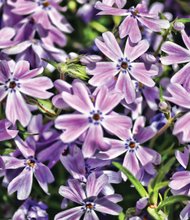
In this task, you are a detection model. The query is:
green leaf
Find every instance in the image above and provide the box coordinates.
[158,195,190,210]
[151,157,175,189]
[118,212,125,220]
[1,148,14,155]
[176,18,190,23]
[37,99,56,116]
[125,208,136,218]
[154,181,169,192]
[90,21,108,33]
[113,16,122,26]
[113,162,148,198]
[147,207,164,220]
[159,85,164,102]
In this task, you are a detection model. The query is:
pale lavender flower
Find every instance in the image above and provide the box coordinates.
[169,171,190,196]
[60,146,121,195]
[0,60,53,126]
[2,136,54,200]
[14,16,67,47]
[0,119,18,141]
[55,173,122,220]
[55,81,132,157]
[95,2,169,42]
[180,203,190,220]
[175,146,190,169]
[12,198,49,220]
[164,83,190,143]
[2,38,67,68]
[0,27,17,48]
[52,79,72,109]
[26,114,67,168]
[161,29,190,87]
[98,116,161,182]
[88,32,158,104]
[10,0,73,34]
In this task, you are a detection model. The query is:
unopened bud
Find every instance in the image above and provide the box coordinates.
[173,21,185,31]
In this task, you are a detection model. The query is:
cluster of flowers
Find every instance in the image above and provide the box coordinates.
[1,0,190,219]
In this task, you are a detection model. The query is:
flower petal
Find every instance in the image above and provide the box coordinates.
[54,207,83,220]
[102,114,132,139]
[130,63,157,87]
[19,77,53,99]
[6,91,31,127]
[115,72,135,104]
[82,125,110,158]
[61,92,92,114]
[95,86,122,114]
[86,173,108,197]
[55,114,89,143]
[124,39,149,62]
[34,163,54,194]
[8,168,33,200]
[95,197,122,215]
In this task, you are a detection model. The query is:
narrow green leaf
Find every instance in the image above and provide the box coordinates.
[147,207,164,220]
[151,157,175,189]
[159,85,164,102]
[113,162,148,198]
[118,212,125,220]
[176,18,190,23]
[37,99,56,116]
[90,21,108,33]
[157,195,190,210]
[154,181,169,192]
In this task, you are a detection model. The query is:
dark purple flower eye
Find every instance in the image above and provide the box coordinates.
[9,81,16,89]
[25,158,36,168]
[92,113,100,121]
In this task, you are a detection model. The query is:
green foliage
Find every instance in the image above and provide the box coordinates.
[158,195,190,210]
[113,162,148,198]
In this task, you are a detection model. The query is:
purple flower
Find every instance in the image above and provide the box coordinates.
[0,60,53,126]
[55,173,122,220]
[180,203,190,220]
[98,116,161,182]
[164,83,190,143]
[0,27,17,48]
[88,32,158,104]
[25,114,67,168]
[161,29,190,87]
[12,198,49,220]
[2,38,67,68]
[52,79,72,109]
[11,0,73,34]
[0,119,18,141]
[175,146,190,169]
[169,171,190,196]
[55,81,132,157]
[60,146,121,195]
[2,136,54,200]
[14,16,67,47]
[95,2,169,42]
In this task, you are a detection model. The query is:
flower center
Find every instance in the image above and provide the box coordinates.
[93,113,100,121]
[25,158,36,168]
[9,81,16,89]
[86,203,94,209]
[129,141,136,149]
[117,58,132,74]
[125,138,139,151]
[85,202,95,212]
[89,110,103,125]
[43,1,49,7]
[121,62,128,69]
[4,78,20,92]
[129,7,139,17]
